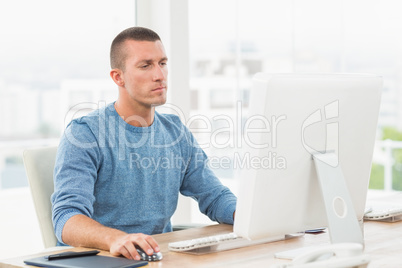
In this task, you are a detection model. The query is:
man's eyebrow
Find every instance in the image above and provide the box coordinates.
[137,57,168,65]
[137,59,153,65]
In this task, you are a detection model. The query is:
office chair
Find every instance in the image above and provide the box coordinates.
[23,146,58,248]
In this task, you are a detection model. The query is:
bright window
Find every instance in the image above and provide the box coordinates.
[0,0,135,258]
[0,0,135,190]
[189,0,402,190]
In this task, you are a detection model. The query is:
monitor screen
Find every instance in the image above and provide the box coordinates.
[234,73,382,243]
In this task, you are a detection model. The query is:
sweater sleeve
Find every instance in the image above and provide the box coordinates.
[51,120,100,244]
[179,129,237,224]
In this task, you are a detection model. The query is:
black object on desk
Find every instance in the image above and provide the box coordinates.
[45,250,100,260]
[24,250,148,268]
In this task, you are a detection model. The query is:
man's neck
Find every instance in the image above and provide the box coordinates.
[114,100,155,127]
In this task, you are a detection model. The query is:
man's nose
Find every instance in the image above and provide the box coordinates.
[153,65,166,81]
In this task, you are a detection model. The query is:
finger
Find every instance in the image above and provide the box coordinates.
[145,236,160,252]
[119,245,135,260]
[124,240,142,260]
[135,235,158,255]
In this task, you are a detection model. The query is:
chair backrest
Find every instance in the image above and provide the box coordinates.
[23,146,58,248]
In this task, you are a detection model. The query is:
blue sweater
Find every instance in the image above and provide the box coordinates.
[51,103,237,245]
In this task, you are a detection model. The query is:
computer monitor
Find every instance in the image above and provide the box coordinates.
[234,73,382,245]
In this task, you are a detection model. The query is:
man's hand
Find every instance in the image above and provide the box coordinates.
[62,215,160,260]
[109,233,160,260]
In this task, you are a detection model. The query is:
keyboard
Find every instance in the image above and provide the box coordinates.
[364,202,402,222]
[168,232,287,254]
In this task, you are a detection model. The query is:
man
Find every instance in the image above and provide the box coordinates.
[51,27,237,261]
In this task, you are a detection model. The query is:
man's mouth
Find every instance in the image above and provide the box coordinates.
[152,86,166,92]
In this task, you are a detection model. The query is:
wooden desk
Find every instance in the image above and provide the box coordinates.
[1,220,401,267]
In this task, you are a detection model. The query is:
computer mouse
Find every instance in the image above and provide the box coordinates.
[135,247,163,262]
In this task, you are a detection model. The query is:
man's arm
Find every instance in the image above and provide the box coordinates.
[53,120,159,259]
[62,214,160,260]
[180,126,237,224]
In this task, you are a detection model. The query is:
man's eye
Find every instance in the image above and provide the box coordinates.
[141,65,149,69]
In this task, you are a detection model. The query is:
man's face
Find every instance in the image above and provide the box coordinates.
[119,39,168,109]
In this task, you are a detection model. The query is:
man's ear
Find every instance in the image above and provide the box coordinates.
[110,69,125,87]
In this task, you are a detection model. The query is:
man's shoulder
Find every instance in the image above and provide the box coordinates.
[61,103,116,149]
[155,112,181,122]
[68,103,114,129]
[156,112,183,126]
[155,112,191,140]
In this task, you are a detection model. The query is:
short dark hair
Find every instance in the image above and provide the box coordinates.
[110,27,161,70]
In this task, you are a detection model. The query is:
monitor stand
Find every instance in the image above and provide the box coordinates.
[275,152,364,260]
[313,152,364,245]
